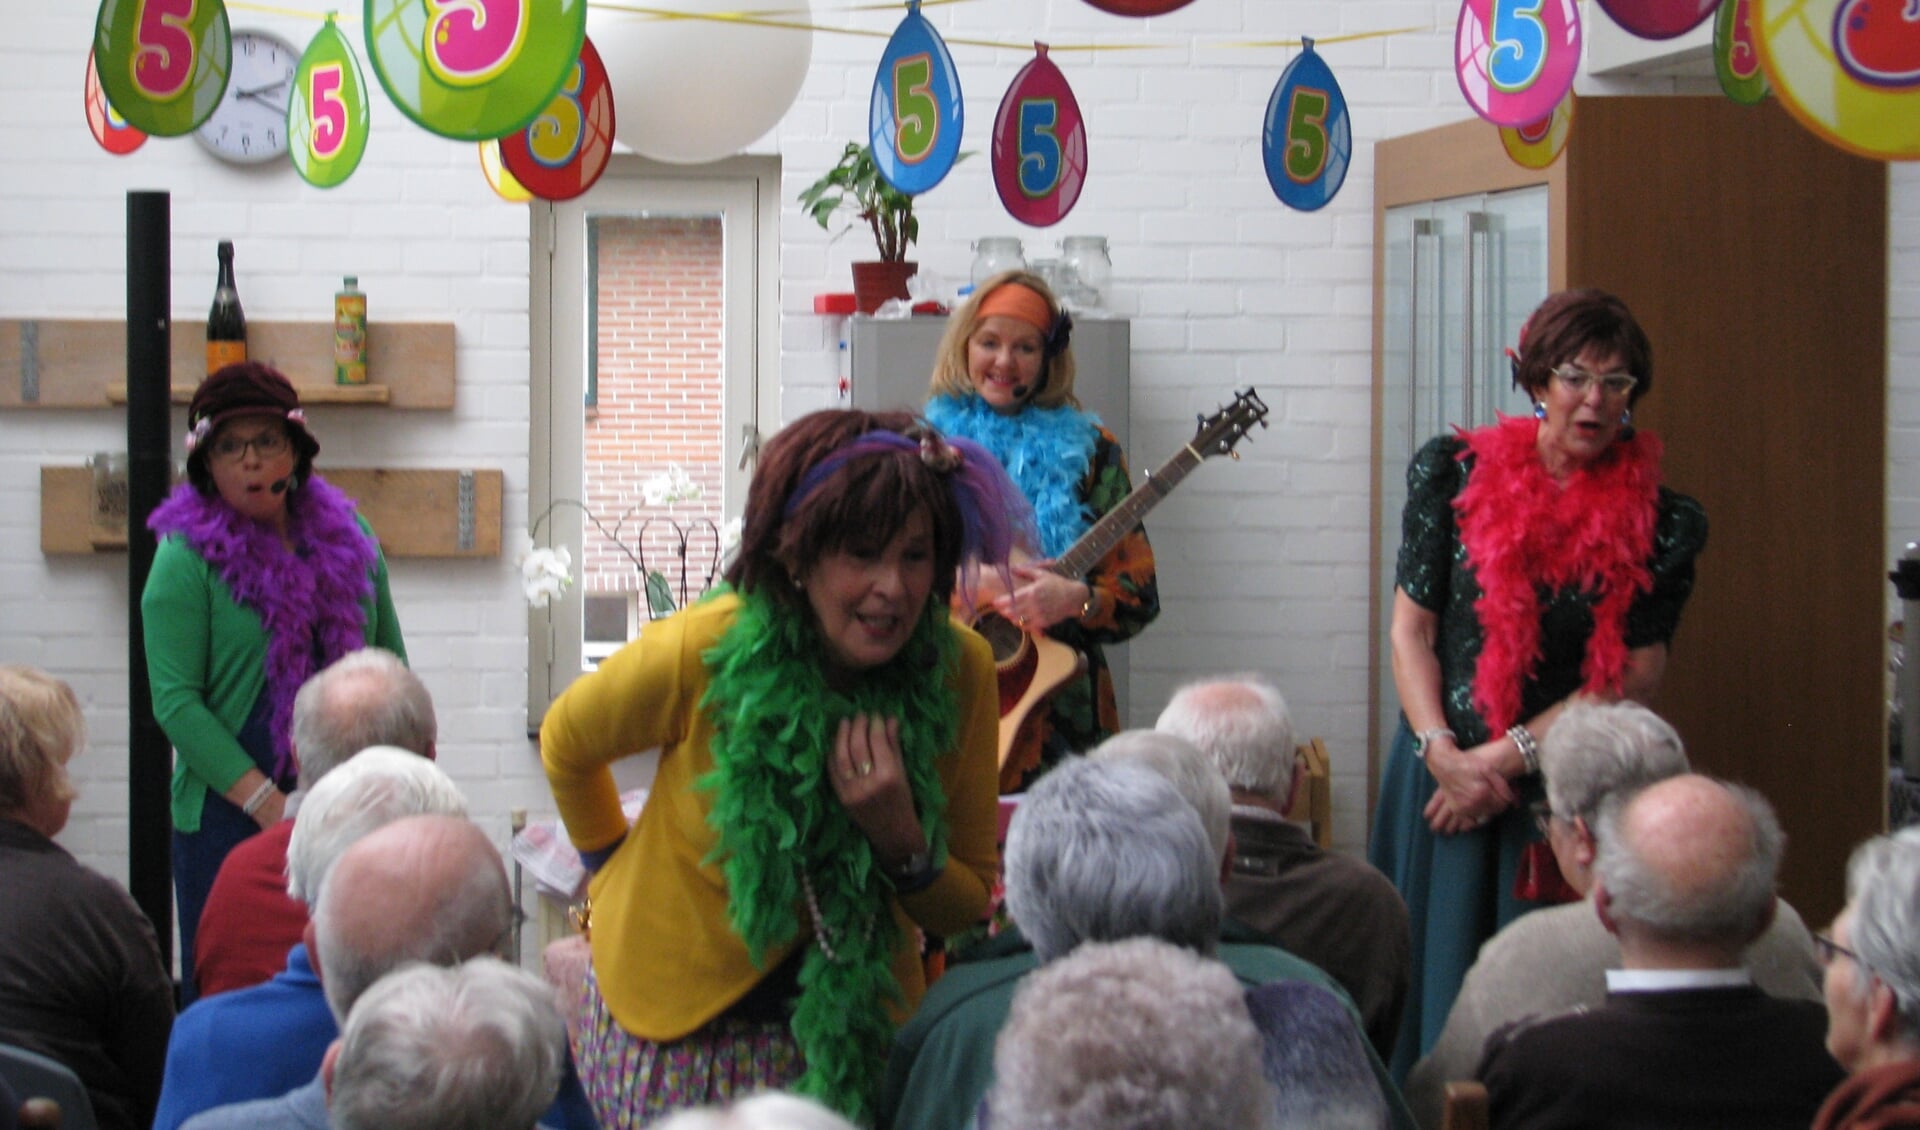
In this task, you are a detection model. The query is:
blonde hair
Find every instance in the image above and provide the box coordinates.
[928,270,1079,409]
[0,665,82,816]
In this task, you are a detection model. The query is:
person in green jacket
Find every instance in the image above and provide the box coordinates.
[141,362,404,995]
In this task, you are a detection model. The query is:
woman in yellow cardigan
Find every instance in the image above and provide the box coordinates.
[542,410,1032,1128]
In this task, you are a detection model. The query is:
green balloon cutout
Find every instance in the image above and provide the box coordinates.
[1713,0,1769,107]
[364,0,587,141]
[93,0,232,137]
[290,16,370,188]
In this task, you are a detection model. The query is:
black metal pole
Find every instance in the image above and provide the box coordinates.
[126,191,173,967]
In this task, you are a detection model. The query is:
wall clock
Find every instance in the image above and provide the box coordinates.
[194,29,299,165]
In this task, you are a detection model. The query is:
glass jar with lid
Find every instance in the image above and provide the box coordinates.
[970,237,1027,288]
[1060,236,1112,302]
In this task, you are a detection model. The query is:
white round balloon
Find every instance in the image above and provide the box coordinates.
[589,2,813,165]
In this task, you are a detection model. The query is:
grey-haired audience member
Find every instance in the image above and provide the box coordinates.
[1157,674,1411,1059]
[1084,728,1232,867]
[982,937,1279,1130]
[1477,775,1844,1130]
[653,1093,859,1130]
[285,746,467,905]
[311,814,514,1024]
[288,647,435,802]
[326,958,565,1130]
[1812,828,1920,1128]
[1003,758,1222,961]
[1408,700,1824,1129]
[160,757,471,1130]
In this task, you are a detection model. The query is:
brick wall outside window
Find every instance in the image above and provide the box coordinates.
[586,216,726,619]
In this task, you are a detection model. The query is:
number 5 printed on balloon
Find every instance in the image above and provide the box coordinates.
[871,0,964,195]
[1455,0,1581,127]
[992,44,1087,227]
[499,35,615,202]
[93,0,231,136]
[290,15,369,188]
[1263,39,1351,213]
[425,0,528,88]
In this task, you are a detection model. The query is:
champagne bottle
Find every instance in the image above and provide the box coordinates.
[207,240,247,376]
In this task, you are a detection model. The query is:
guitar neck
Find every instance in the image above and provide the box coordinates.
[1051,444,1204,578]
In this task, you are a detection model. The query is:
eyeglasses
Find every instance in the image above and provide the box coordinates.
[1552,363,1639,398]
[1529,800,1557,838]
[210,428,291,463]
[1814,932,1860,968]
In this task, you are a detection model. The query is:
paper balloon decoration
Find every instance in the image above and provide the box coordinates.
[588,0,812,164]
[1713,0,1768,105]
[1754,0,1920,159]
[1456,0,1583,128]
[1080,0,1197,13]
[1262,39,1351,212]
[1500,92,1574,168]
[499,37,614,201]
[992,45,1088,227]
[1596,0,1720,40]
[871,1,965,195]
[93,0,231,136]
[289,17,370,188]
[364,0,586,141]
[479,140,533,202]
[85,46,147,155]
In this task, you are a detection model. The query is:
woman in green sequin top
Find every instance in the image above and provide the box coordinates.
[1368,289,1708,1078]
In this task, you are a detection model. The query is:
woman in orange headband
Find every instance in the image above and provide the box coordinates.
[924,270,1160,791]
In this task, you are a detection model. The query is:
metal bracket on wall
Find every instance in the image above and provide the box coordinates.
[18,320,38,403]
[457,470,476,552]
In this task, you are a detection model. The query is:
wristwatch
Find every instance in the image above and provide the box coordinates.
[892,850,932,879]
[1412,727,1456,759]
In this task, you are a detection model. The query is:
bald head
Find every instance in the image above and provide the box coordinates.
[311,814,512,1023]
[1594,774,1783,953]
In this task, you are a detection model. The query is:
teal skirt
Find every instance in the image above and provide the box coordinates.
[1368,717,1546,1082]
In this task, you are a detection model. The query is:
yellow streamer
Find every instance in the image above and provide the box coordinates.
[221,0,1438,55]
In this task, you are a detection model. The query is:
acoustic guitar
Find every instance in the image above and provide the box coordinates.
[975,388,1270,773]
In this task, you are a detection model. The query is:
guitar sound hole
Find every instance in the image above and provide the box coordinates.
[973,613,1026,664]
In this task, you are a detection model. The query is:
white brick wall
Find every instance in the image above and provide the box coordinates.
[3,3,1915,905]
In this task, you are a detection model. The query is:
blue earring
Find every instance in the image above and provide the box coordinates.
[1620,408,1632,427]
[1533,401,1547,420]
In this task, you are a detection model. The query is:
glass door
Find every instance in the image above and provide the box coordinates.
[530,163,776,723]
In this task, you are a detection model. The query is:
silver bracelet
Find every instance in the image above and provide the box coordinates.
[241,777,278,817]
[1507,724,1541,776]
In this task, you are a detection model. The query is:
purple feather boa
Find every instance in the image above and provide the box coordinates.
[148,476,376,780]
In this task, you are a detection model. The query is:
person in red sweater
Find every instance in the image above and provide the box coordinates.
[193,647,435,998]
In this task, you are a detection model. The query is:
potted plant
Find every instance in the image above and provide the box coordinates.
[798,141,920,314]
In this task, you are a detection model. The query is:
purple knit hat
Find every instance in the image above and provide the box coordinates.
[184,362,320,493]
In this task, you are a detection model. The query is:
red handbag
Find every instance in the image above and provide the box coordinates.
[1513,840,1581,904]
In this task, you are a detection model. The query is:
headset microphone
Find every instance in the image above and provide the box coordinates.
[269,476,292,495]
[1010,383,1032,400]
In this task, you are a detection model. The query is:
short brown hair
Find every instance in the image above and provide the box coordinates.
[724,410,967,614]
[0,665,82,815]
[1512,288,1653,406]
[928,270,1078,409]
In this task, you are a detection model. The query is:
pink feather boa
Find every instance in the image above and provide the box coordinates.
[148,476,376,780]
[1454,416,1662,732]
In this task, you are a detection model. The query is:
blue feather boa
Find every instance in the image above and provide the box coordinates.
[924,394,1098,558]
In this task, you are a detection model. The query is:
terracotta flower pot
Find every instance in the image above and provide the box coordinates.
[851,260,918,314]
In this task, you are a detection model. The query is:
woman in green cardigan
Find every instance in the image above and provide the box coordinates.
[140,363,404,993]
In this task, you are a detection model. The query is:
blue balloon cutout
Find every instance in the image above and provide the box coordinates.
[1262,39,1352,213]
[870,0,964,196]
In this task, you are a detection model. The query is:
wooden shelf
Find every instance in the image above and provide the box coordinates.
[2,319,454,410]
[104,383,391,406]
[42,465,502,559]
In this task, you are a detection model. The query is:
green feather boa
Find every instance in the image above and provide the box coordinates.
[697,586,960,1124]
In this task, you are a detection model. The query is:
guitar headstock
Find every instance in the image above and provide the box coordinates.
[1191,388,1270,459]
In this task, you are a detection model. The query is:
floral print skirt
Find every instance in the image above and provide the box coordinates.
[575,968,803,1128]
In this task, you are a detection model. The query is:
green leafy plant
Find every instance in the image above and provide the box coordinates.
[797,142,919,264]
